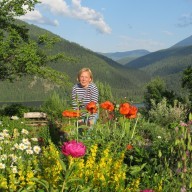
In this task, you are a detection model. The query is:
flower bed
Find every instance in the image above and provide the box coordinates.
[0,101,192,191]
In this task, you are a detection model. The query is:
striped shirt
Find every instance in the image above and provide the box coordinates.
[72,82,99,120]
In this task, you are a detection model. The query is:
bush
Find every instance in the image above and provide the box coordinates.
[148,98,188,127]
[3,104,30,117]
[41,92,69,120]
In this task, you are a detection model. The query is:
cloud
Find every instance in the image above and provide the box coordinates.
[19,0,111,34]
[19,9,59,26]
[162,30,173,36]
[177,13,192,27]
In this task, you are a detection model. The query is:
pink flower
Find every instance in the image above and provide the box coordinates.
[61,140,86,158]
[140,190,154,192]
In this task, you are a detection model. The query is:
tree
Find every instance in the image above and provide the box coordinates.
[0,0,74,86]
[144,77,180,111]
[96,81,113,103]
[182,66,192,107]
[144,77,166,110]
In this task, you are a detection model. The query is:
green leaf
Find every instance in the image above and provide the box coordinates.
[129,163,147,176]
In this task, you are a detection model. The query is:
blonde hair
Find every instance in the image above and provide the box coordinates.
[77,68,93,82]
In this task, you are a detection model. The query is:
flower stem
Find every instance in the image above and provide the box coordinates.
[130,117,139,140]
[76,119,79,142]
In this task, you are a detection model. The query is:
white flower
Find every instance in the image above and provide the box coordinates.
[22,138,31,146]
[4,140,10,144]
[12,166,18,173]
[33,146,41,154]
[3,129,9,133]
[0,147,2,150]
[14,143,19,149]
[0,131,10,139]
[1,154,7,160]
[0,163,5,169]
[18,143,28,150]
[13,129,20,137]
[9,154,18,162]
[21,129,29,135]
[31,138,38,142]
[157,136,161,139]
[26,149,34,155]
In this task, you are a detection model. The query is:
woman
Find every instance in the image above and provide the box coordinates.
[72,68,99,126]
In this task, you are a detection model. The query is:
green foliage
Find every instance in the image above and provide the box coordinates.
[182,66,192,106]
[148,98,188,126]
[0,0,74,86]
[41,92,69,120]
[144,77,166,110]
[1,97,192,191]
[2,103,30,117]
[96,81,114,103]
[144,77,185,113]
[0,19,150,102]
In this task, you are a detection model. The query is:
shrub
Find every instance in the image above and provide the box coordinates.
[3,104,30,117]
[41,92,69,120]
[148,98,188,127]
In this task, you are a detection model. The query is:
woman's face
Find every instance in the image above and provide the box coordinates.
[79,71,92,88]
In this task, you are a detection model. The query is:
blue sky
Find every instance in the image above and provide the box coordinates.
[19,0,192,53]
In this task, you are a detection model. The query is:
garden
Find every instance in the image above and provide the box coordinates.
[0,93,192,192]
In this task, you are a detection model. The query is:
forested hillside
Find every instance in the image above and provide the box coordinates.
[0,20,150,103]
[124,46,192,97]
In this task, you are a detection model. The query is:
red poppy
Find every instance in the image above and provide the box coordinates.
[126,144,133,150]
[119,103,130,115]
[62,110,80,118]
[100,101,114,112]
[72,111,80,117]
[125,105,138,119]
[86,101,97,114]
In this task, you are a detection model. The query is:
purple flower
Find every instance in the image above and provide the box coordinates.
[61,140,86,158]
[140,190,154,192]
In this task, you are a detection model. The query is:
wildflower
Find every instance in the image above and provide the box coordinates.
[18,143,28,150]
[1,154,7,160]
[26,149,34,155]
[33,146,41,154]
[61,140,86,158]
[22,138,31,146]
[62,110,80,118]
[86,101,97,114]
[126,144,133,150]
[0,163,5,169]
[119,103,130,115]
[31,137,38,141]
[14,143,19,149]
[21,129,29,135]
[0,131,10,138]
[125,105,138,119]
[180,121,188,127]
[157,135,161,139]
[13,129,20,138]
[9,154,18,162]
[140,189,154,192]
[11,166,18,173]
[181,186,187,192]
[100,101,114,112]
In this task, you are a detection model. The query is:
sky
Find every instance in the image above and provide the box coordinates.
[18,0,192,53]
